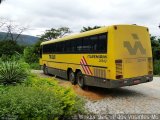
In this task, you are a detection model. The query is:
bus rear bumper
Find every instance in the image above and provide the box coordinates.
[84,75,153,88]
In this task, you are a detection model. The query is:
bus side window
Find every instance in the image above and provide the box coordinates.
[98,33,107,52]
[70,40,76,52]
[65,40,71,53]
[61,41,65,52]
[52,43,55,53]
[90,35,98,52]
[57,42,62,53]
[83,37,92,52]
[49,44,52,53]
[76,38,83,52]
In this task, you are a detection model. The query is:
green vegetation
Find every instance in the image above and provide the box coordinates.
[0,40,24,57]
[24,46,39,64]
[0,55,85,119]
[151,36,160,75]
[23,27,72,69]
[40,27,71,41]
[30,63,40,70]
[0,59,30,85]
[153,60,160,75]
[0,57,85,119]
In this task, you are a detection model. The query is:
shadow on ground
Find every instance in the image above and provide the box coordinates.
[36,70,144,101]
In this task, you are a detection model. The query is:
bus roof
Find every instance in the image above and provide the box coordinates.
[40,24,147,45]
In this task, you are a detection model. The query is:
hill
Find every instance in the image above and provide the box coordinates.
[0,32,39,45]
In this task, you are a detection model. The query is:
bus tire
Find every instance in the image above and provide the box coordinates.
[68,70,76,85]
[76,71,85,89]
[43,65,48,75]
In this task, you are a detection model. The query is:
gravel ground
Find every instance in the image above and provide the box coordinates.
[32,70,160,114]
[85,77,160,114]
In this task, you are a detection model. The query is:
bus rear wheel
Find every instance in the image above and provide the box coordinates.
[68,70,76,85]
[43,65,48,75]
[76,71,85,89]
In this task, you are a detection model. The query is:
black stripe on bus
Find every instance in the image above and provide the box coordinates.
[43,60,107,69]
[42,66,107,79]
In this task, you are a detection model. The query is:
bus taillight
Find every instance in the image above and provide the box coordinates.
[115,59,123,79]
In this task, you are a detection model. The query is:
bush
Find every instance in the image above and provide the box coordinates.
[0,60,30,85]
[0,40,24,57]
[30,63,40,70]
[23,46,39,63]
[153,60,160,75]
[0,76,85,119]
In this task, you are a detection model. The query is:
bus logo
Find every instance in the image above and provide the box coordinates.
[124,34,146,55]
[80,56,92,75]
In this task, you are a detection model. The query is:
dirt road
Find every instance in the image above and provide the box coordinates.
[32,70,160,114]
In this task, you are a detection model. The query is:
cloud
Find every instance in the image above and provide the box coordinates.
[0,0,160,36]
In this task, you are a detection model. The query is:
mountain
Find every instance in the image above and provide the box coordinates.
[0,32,39,45]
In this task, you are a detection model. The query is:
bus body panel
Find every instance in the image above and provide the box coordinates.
[41,53,108,78]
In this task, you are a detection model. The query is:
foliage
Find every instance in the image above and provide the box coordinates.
[40,27,71,41]
[150,35,160,61]
[0,76,85,119]
[23,27,71,65]
[23,46,39,63]
[153,60,160,75]
[0,40,24,57]
[0,59,30,85]
[80,26,101,32]
[30,63,40,70]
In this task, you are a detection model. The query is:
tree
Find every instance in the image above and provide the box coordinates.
[0,40,23,57]
[150,35,160,61]
[24,27,71,64]
[40,27,71,41]
[0,18,27,57]
[0,18,28,41]
[80,26,101,32]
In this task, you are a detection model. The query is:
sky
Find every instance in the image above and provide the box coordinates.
[0,0,160,36]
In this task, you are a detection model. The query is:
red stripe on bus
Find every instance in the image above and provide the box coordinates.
[81,58,90,75]
[81,59,90,74]
[80,61,87,74]
[82,56,92,75]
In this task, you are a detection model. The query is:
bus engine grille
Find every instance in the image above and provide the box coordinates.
[94,68,106,78]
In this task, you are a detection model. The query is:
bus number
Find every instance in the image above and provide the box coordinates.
[49,54,56,59]
[99,59,107,63]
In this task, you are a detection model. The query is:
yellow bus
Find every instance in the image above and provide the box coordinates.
[39,24,153,88]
